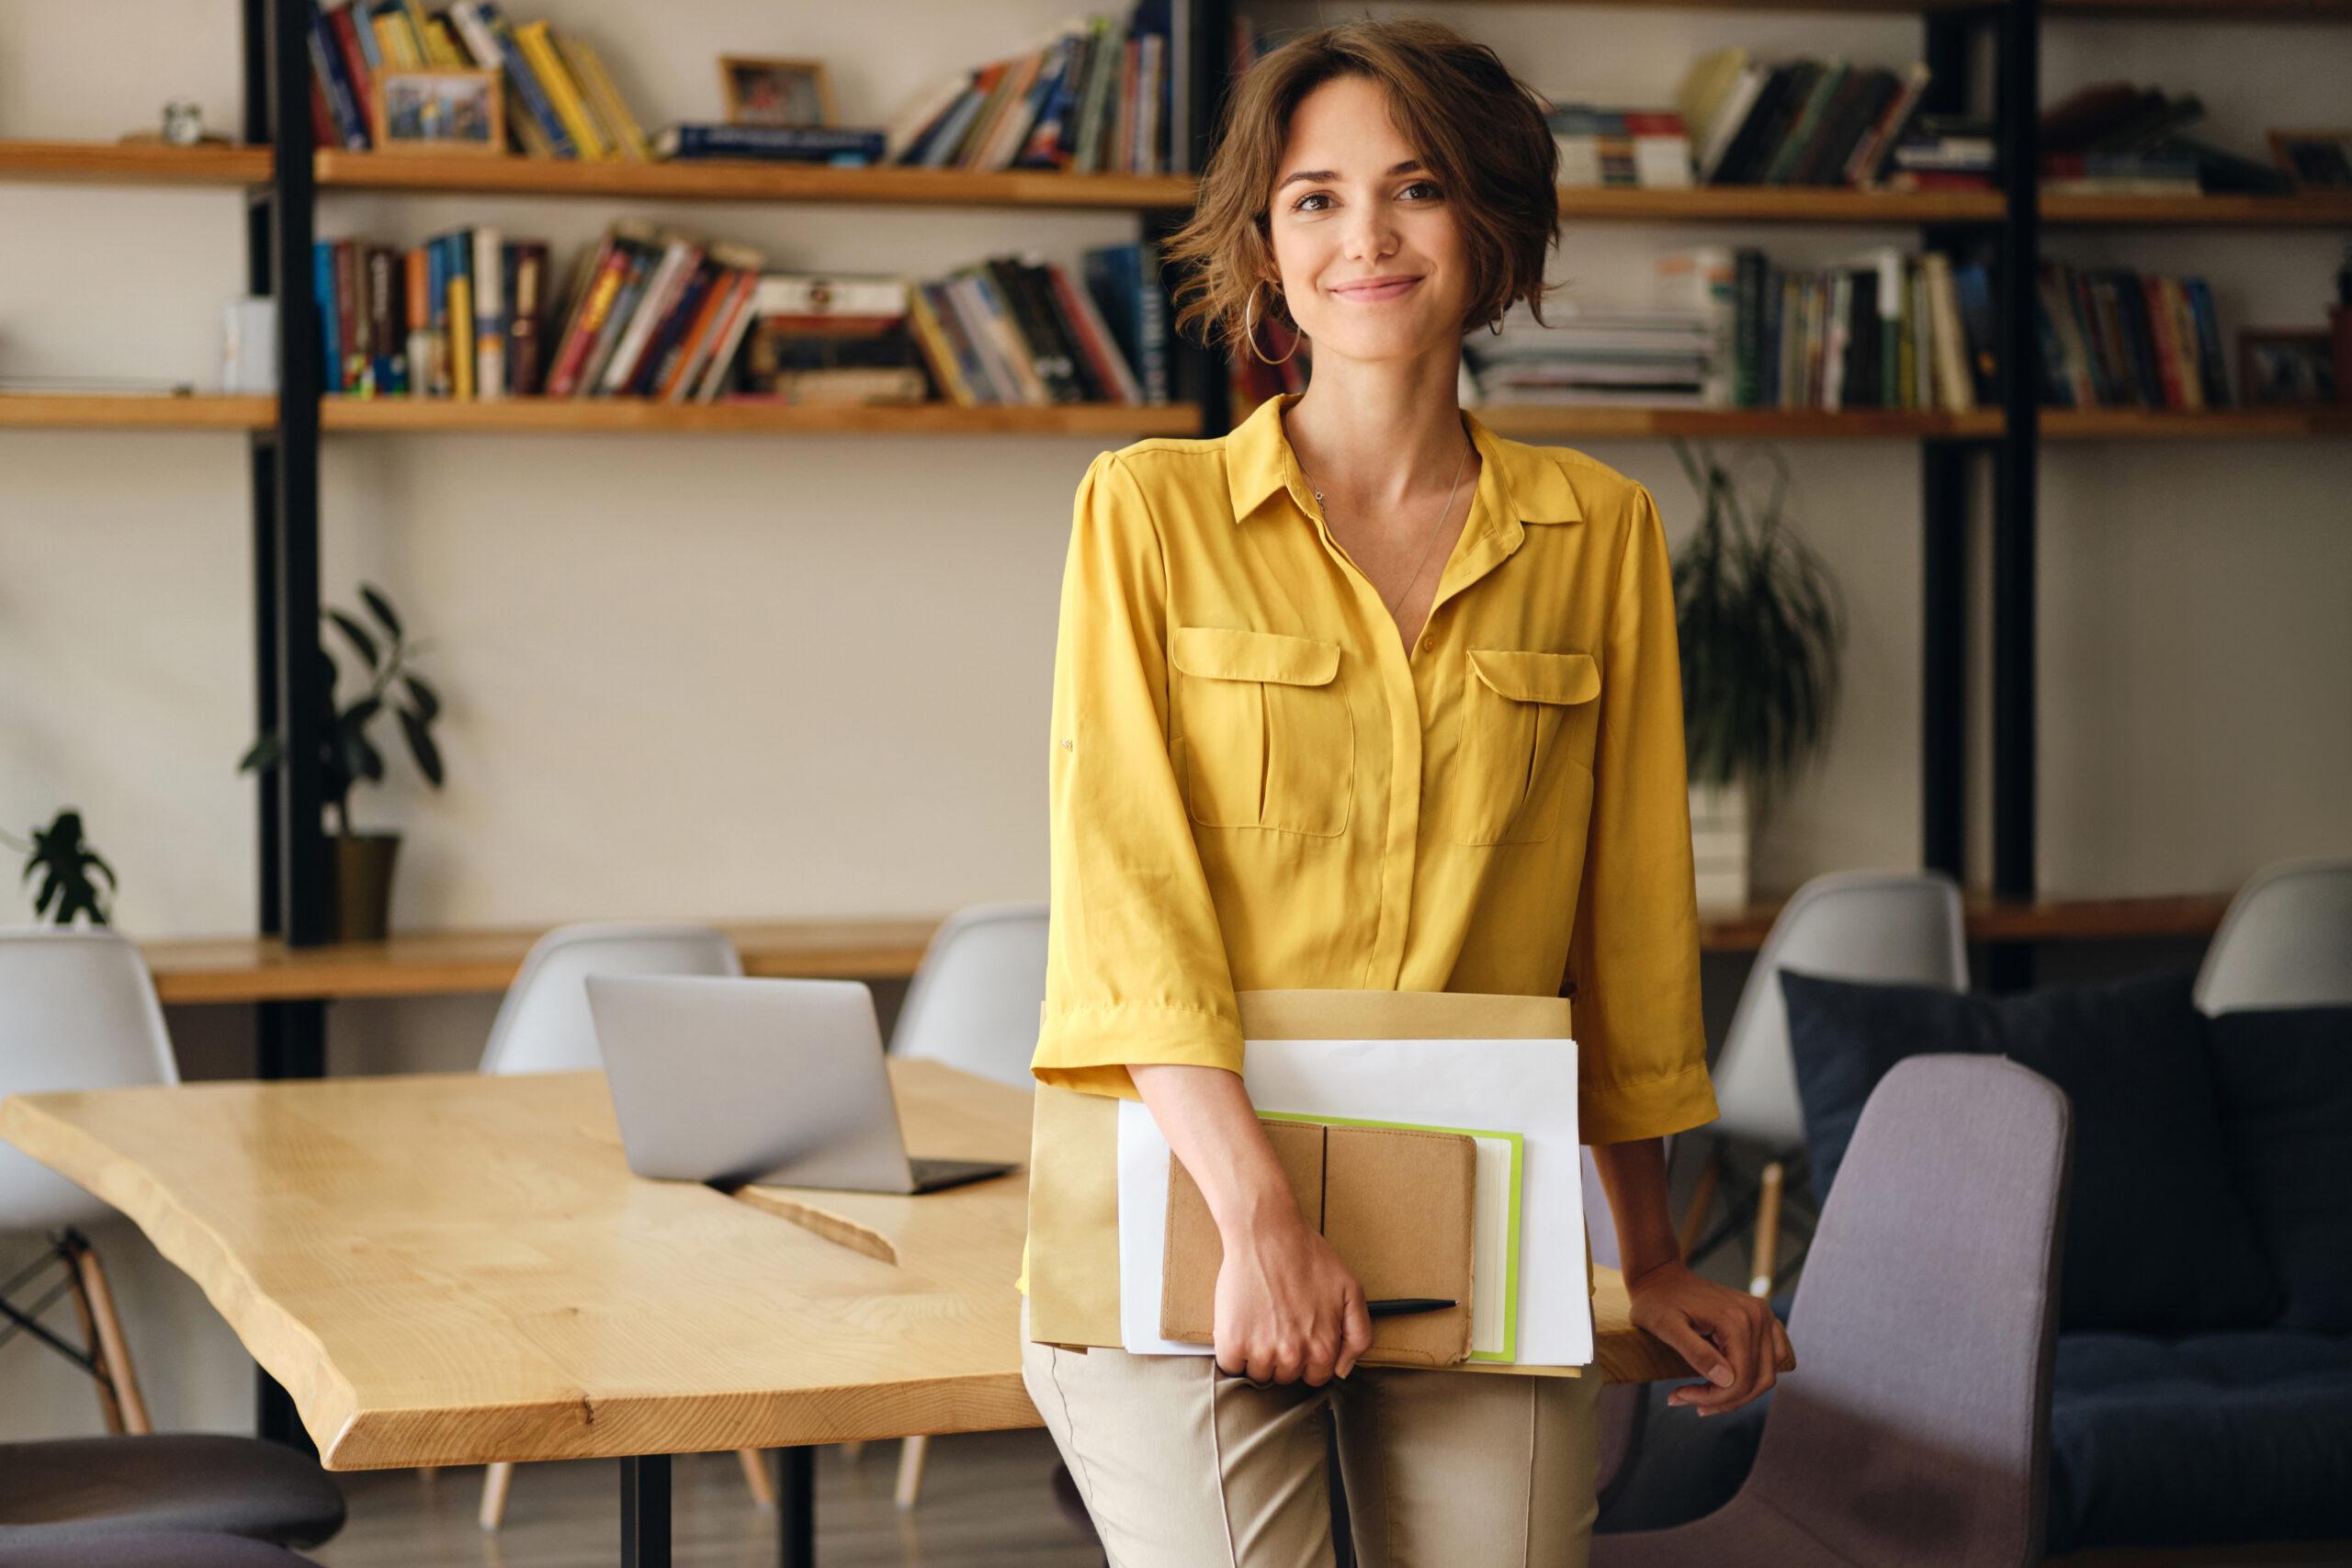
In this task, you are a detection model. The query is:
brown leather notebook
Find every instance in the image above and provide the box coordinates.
[1159,1119,1476,1368]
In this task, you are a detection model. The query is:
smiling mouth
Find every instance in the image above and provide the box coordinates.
[1331,276,1423,302]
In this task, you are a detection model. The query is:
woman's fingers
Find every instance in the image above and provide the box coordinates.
[1334,1284,1373,1379]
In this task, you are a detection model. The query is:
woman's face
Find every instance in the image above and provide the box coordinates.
[1262,73,1470,367]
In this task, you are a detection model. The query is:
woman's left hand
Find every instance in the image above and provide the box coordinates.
[1623,1259,1792,1416]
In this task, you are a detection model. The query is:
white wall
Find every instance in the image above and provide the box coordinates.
[5,0,2348,1438]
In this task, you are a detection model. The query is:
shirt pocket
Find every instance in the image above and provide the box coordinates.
[1170,625,1352,838]
[1454,648,1600,845]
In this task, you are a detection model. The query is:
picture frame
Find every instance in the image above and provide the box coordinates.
[718,56,833,129]
[372,67,504,156]
[2235,328,2338,407]
[2264,127,2352,190]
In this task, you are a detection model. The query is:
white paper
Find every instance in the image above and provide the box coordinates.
[1116,1034,1590,1367]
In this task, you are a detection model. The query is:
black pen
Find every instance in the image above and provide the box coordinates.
[1365,1297,1457,1317]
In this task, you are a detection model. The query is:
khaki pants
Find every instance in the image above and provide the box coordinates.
[1021,1303,1603,1568]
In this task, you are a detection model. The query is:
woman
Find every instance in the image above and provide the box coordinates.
[1020,17,1790,1565]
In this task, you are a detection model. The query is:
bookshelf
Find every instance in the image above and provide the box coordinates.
[7,0,2342,1013]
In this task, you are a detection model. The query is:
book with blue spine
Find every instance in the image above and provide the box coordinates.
[653,124,887,164]
[313,242,343,392]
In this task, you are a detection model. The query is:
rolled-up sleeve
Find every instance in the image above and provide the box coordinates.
[1030,450,1246,1100]
[1567,480,1719,1145]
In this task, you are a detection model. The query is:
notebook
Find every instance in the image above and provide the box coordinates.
[1159,1119,1478,1366]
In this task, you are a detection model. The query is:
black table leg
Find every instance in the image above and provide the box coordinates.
[777,1447,815,1568]
[622,1454,670,1568]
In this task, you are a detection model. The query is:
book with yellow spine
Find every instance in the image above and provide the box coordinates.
[514,21,608,160]
[448,274,476,400]
[559,35,650,162]
[422,17,469,67]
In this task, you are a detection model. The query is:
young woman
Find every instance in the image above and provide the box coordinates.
[1020,18,1790,1565]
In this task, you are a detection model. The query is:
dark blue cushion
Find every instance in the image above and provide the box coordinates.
[1779,966,2280,1335]
[2206,1006,2352,1334]
[2047,1330,2352,1552]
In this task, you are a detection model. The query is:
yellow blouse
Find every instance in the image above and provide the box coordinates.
[1019,391,1717,1292]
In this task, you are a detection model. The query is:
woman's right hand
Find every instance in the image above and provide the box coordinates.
[1213,1207,1374,1386]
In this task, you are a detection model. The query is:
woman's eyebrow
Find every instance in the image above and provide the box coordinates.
[1276,158,1424,191]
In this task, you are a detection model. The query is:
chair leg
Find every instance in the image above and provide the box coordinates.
[1748,1160,1785,1298]
[479,1461,514,1531]
[68,1236,150,1434]
[60,1247,125,1434]
[895,1434,929,1509]
[841,1439,866,1463]
[1676,1141,1723,1260]
[736,1447,776,1509]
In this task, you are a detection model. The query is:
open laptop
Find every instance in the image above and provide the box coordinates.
[583,973,1016,1195]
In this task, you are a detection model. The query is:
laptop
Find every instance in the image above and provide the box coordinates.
[583,973,1017,1195]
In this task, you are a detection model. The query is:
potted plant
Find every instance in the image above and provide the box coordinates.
[1667,440,1844,909]
[239,583,444,942]
[4,808,117,926]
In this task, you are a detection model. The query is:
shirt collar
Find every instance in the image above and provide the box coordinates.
[1222,391,1586,531]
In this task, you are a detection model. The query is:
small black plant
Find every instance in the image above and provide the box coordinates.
[1668,439,1845,813]
[239,582,445,837]
[3,808,116,927]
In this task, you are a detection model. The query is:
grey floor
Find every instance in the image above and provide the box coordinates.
[310,1433,1104,1568]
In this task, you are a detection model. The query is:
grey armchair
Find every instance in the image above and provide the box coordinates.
[1595,1054,2073,1568]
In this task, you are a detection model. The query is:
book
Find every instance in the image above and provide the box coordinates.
[471,227,505,400]
[514,20,606,160]
[560,35,650,161]
[504,241,549,394]
[653,123,888,164]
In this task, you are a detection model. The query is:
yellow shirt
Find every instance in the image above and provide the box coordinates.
[1019,391,1718,1292]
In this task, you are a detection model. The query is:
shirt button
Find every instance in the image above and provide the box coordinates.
[1060,738,1074,750]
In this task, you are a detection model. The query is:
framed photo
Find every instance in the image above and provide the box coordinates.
[718,56,833,128]
[373,68,504,155]
[2236,329,2338,407]
[2265,127,2352,189]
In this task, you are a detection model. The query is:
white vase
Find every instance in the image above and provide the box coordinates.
[1688,777,1750,911]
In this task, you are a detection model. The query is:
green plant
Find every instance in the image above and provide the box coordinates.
[1667,439,1845,808]
[2,808,115,926]
[238,582,445,837]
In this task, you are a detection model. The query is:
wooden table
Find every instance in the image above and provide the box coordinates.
[1,1062,1702,1564]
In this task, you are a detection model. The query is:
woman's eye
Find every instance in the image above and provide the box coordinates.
[1401,179,1442,200]
[1293,191,1330,212]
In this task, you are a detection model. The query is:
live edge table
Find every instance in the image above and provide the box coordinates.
[0,1061,1701,1566]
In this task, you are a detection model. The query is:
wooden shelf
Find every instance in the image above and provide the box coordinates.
[2046,0,2352,18]
[319,397,1203,436]
[313,151,1196,209]
[140,917,945,1007]
[0,393,274,431]
[2043,406,2352,438]
[1698,890,2232,953]
[2042,189,2352,226]
[1467,405,2003,440]
[0,138,269,187]
[1557,185,2004,224]
[136,893,2229,1006]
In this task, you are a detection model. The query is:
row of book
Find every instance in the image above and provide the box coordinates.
[308,0,650,159]
[2039,83,2295,197]
[888,3,1193,175]
[2035,261,2232,409]
[1676,49,1962,190]
[1459,245,2002,412]
[312,224,1174,407]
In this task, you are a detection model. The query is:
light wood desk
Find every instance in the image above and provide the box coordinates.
[1,1061,1696,1564]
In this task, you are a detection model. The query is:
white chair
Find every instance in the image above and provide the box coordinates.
[471,921,763,1529]
[2194,857,2352,1015]
[884,901,1048,1508]
[1682,871,1969,1295]
[0,930,180,1435]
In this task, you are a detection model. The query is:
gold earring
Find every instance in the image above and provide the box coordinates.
[1244,280,1301,366]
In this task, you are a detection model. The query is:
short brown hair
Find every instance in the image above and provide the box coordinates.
[1161,17,1560,358]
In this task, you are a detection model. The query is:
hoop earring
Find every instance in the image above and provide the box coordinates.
[1244,280,1301,367]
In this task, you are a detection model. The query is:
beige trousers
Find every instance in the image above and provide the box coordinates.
[1020,1303,1603,1568]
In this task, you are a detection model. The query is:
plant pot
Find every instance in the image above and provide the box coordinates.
[1688,777,1750,911]
[332,831,401,942]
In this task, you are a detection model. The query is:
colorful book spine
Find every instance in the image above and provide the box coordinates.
[514,20,607,159]
[654,123,888,163]
[560,35,651,161]
[507,243,548,394]
[405,248,432,398]
[472,227,505,401]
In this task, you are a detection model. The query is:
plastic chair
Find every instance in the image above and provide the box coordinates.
[1682,871,1968,1293]
[884,902,1049,1507]
[2193,856,2352,1015]
[471,921,766,1529]
[477,921,742,1077]
[0,931,179,1433]
[0,934,348,1554]
[1594,1054,2074,1568]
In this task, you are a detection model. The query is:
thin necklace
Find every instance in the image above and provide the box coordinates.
[1300,424,1476,621]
